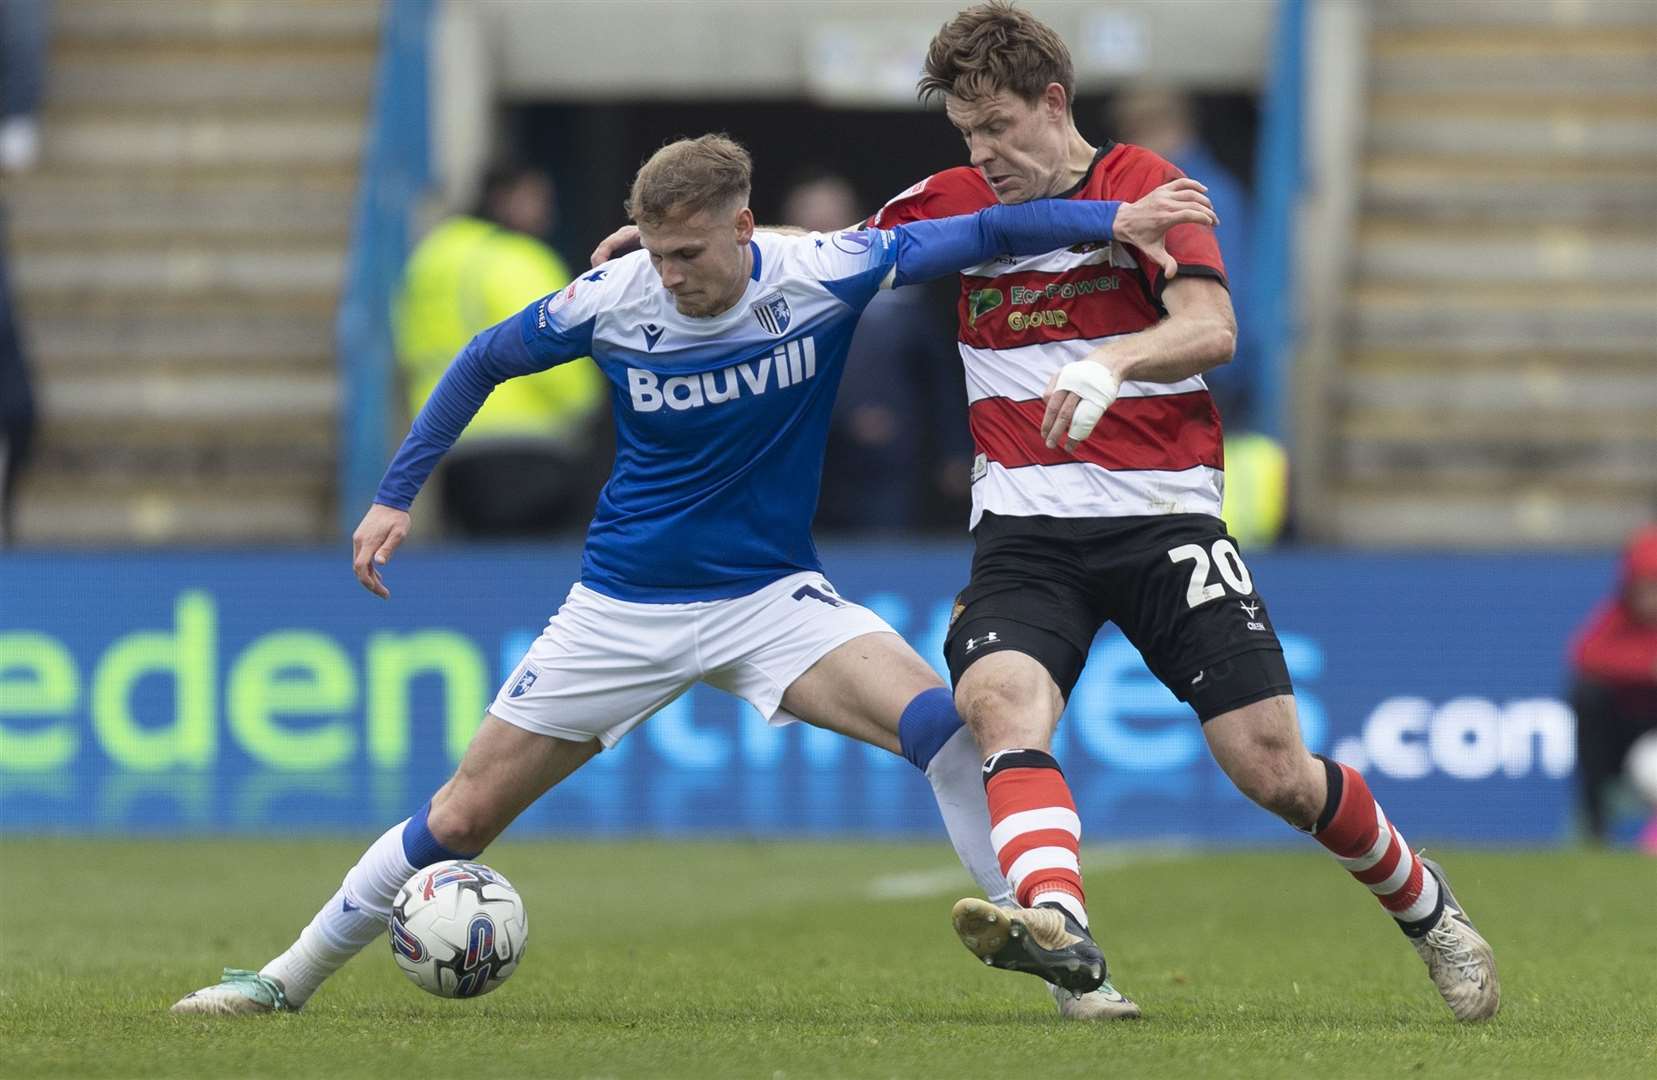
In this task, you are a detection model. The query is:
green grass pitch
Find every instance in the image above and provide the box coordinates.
[3,839,1654,1079]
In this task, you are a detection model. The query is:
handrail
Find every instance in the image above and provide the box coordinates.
[336,0,434,534]
[1251,0,1305,445]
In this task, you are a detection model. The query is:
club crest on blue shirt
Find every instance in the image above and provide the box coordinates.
[751,293,792,336]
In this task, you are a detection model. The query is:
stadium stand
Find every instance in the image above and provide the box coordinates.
[6,0,379,543]
[1326,0,1657,546]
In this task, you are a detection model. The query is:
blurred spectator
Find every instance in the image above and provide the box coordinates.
[783,174,971,533]
[1109,89,1255,426]
[0,210,36,545]
[1110,89,1287,547]
[393,165,606,538]
[0,0,49,174]
[1569,524,1657,848]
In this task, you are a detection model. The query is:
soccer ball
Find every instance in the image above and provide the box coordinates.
[1628,731,1657,806]
[390,860,528,998]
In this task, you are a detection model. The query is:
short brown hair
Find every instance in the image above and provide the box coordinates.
[625,134,752,226]
[918,2,1075,109]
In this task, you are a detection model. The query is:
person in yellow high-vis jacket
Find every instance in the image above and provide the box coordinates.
[393,166,605,536]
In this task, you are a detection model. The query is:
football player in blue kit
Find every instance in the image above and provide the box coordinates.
[170,134,1214,1018]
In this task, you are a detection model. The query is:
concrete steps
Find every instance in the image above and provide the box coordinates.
[47,48,374,112]
[6,0,379,545]
[25,311,336,372]
[37,113,365,170]
[50,0,379,46]
[1363,159,1657,226]
[7,176,355,243]
[1320,0,1657,547]
[13,243,344,302]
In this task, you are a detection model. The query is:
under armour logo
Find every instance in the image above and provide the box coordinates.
[964,631,1000,653]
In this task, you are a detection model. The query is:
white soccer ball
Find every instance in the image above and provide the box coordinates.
[1628,731,1657,806]
[390,860,528,998]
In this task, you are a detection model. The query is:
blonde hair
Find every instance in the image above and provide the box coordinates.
[918,2,1075,108]
[625,134,753,226]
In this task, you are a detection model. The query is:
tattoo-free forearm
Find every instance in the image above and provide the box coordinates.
[1091,303,1235,384]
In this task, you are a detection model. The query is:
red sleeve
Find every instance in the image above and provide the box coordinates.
[865,168,995,228]
[1109,146,1227,299]
[1572,602,1657,685]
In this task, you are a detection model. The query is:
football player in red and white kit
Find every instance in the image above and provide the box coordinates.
[871,2,1499,1023]
[586,3,1498,1023]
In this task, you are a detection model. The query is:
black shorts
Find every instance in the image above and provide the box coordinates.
[943,512,1292,721]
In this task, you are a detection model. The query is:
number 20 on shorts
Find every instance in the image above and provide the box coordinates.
[1167,540,1254,608]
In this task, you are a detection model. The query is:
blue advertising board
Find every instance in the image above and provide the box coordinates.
[0,545,1612,843]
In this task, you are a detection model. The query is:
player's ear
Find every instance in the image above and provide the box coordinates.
[734,206,755,244]
[1043,82,1069,122]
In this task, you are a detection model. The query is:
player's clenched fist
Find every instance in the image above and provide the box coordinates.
[352,503,411,599]
[1111,177,1218,280]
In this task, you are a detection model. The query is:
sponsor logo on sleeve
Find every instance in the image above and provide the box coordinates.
[831,229,874,255]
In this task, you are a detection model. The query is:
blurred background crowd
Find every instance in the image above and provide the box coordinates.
[0,0,1654,843]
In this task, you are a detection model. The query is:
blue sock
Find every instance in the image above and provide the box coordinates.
[899,687,965,770]
[898,687,1012,904]
[402,799,481,865]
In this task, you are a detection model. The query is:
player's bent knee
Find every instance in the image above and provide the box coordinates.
[954,657,1059,749]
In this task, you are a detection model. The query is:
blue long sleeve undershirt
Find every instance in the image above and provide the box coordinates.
[374,197,1121,510]
[890,198,1119,286]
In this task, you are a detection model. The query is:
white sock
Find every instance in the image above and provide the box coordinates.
[1030,888,1089,928]
[925,726,1014,905]
[261,818,417,1007]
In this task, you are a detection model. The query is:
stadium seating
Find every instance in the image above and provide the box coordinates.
[7,0,379,543]
[1334,0,1657,546]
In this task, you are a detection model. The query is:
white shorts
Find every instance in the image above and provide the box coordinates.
[488,571,895,748]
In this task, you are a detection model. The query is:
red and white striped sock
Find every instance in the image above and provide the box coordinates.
[1310,754,1443,935]
[983,749,1087,926]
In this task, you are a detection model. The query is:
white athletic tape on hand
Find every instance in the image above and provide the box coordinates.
[1052,361,1121,443]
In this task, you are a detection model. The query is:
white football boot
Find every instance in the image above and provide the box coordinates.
[956,897,1142,1017]
[170,968,292,1016]
[1411,856,1500,1022]
[1049,979,1143,1020]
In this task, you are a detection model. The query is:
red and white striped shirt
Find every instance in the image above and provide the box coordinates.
[870,142,1228,527]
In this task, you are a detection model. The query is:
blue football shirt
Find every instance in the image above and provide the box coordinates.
[383,229,900,602]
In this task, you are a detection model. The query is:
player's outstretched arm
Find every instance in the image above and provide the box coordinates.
[368,298,588,587]
[888,179,1214,288]
[351,503,410,599]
